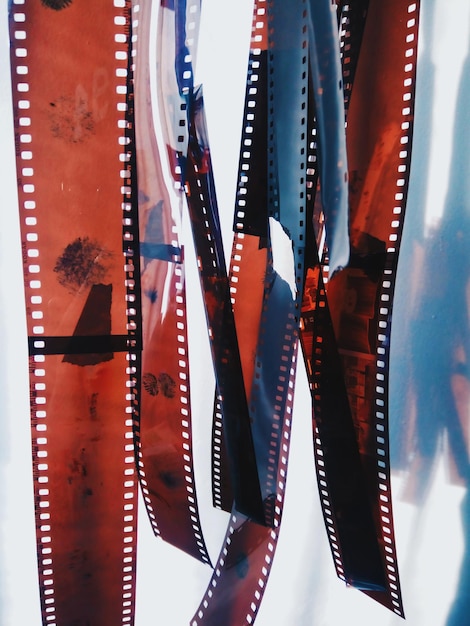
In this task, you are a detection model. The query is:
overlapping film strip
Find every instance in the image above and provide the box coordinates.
[8,0,420,624]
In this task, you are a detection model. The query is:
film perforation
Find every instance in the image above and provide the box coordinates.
[10,8,59,623]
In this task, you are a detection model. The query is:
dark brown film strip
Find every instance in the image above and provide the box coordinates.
[300,61,390,594]
[184,89,266,524]
[130,0,211,565]
[312,0,421,616]
[211,0,270,513]
[9,0,138,623]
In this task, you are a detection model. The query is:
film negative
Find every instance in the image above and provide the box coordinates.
[308,0,421,616]
[211,0,270,514]
[184,86,265,524]
[9,1,138,623]
[307,0,350,276]
[130,0,211,564]
[155,0,267,523]
[192,0,310,622]
[299,58,389,596]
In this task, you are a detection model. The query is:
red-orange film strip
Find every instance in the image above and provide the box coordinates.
[9,1,138,623]
[130,0,212,564]
[308,0,421,616]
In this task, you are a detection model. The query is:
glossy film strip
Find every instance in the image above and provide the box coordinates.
[306,0,420,616]
[210,0,270,514]
[192,0,310,622]
[130,0,211,564]
[9,1,138,623]
[299,62,389,596]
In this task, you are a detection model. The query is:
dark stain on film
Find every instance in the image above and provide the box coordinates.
[41,0,73,9]
[54,237,112,293]
[143,372,176,399]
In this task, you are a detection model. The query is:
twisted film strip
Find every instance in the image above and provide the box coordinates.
[300,0,392,599]
[129,0,211,564]
[192,359,297,626]
[192,0,310,622]
[211,0,270,513]
[184,87,265,524]
[9,1,139,624]
[299,55,391,595]
[155,0,266,522]
[307,0,421,616]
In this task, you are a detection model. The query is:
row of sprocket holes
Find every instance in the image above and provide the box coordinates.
[262,329,295,497]
[262,1,308,507]
[234,0,266,232]
[310,287,347,583]
[211,398,224,508]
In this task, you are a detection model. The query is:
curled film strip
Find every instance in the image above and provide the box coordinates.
[9,1,138,624]
[192,0,311,622]
[157,0,266,523]
[308,0,421,616]
[130,0,211,564]
[299,43,389,595]
[185,87,266,524]
[211,0,270,514]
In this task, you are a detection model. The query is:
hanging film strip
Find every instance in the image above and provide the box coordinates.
[299,29,389,598]
[9,1,139,624]
[303,0,420,616]
[156,0,266,523]
[130,0,211,564]
[192,0,310,623]
[210,0,270,514]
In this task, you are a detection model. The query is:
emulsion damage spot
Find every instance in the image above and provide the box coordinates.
[41,0,73,9]
[158,373,176,399]
[48,94,94,143]
[54,237,112,292]
[142,372,176,398]
[143,372,159,396]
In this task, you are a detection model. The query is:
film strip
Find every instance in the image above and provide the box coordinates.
[211,0,270,513]
[192,0,310,622]
[130,0,211,564]
[155,0,267,522]
[299,57,389,595]
[184,86,265,524]
[192,360,297,626]
[9,1,138,623]
[307,0,421,616]
[307,0,350,276]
